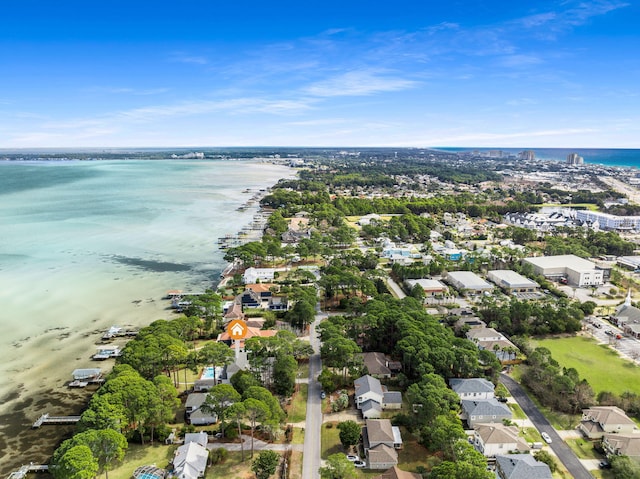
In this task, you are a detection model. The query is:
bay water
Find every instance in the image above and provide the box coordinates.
[0,159,293,472]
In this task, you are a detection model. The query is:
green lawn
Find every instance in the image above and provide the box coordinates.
[508,403,527,420]
[287,383,308,423]
[321,422,343,459]
[532,336,640,395]
[108,444,175,479]
[565,437,602,460]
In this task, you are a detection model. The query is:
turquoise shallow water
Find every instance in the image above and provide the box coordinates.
[436,147,640,169]
[0,159,292,441]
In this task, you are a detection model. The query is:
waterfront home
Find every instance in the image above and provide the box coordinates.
[242,267,275,284]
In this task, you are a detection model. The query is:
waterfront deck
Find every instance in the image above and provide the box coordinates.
[7,464,48,478]
[32,413,81,429]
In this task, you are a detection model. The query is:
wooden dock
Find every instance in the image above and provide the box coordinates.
[7,463,48,478]
[32,413,81,429]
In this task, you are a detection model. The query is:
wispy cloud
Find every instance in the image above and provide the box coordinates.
[514,1,629,37]
[304,71,418,97]
[506,98,538,106]
[168,52,209,65]
[84,87,170,96]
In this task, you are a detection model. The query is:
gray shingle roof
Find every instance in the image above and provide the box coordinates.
[496,454,552,479]
[449,378,495,394]
[355,375,384,397]
[462,398,512,418]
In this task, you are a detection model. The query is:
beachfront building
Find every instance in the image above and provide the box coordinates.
[444,271,493,296]
[522,254,604,287]
[486,270,539,294]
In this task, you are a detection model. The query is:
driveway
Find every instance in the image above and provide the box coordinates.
[500,373,594,479]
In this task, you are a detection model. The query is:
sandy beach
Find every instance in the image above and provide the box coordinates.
[0,159,294,474]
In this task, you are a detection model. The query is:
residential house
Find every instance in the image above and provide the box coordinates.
[579,406,638,439]
[602,433,640,459]
[242,267,275,284]
[184,431,209,448]
[495,454,552,479]
[354,375,403,419]
[185,393,217,426]
[466,328,519,362]
[472,423,529,457]
[460,398,512,427]
[372,466,421,479]
[449,378,495,400]
[363,419,403,470]
[216,326,278,352]
[172,441,209,479]
[359,352,392,379]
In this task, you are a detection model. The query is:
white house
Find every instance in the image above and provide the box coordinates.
[473,423,529,457]
[172,441,209,479]
[242,267,276,284]
[449,378,495,400]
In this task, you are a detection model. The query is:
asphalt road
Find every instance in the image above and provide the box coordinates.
[500,373,594,479]
[302,313,324,479]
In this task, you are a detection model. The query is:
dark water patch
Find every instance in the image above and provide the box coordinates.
[110,255,192,273]
[0,161,101,196]
[0,386,92,475]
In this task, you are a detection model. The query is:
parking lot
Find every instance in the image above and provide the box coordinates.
[586,316,640,365]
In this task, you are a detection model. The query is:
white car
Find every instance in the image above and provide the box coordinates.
[346,454,359,462]
[541,432,552,444]
[354,460,366,468]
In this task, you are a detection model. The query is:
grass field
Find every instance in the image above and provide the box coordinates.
[287,383,308,423]
[532,335,640,395]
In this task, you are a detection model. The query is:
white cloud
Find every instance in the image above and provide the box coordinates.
[304,71,418,97]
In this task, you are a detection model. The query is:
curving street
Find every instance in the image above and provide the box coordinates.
[500,373,594,479]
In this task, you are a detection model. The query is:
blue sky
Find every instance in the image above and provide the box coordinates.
[1,0,638,148]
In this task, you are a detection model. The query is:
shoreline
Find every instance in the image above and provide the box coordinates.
[0,161,294,475]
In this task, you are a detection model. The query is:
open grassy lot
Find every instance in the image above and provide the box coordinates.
[287,383,308,423]
[508,402,527,420]
[108,444,175,479]
[321,422,343,459]
[532,336,640,395]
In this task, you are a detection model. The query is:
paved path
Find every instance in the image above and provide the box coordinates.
[302,313,324,479]
[500,373,594,479]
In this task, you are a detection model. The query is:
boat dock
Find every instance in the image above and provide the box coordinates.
[7,464,48,478]
[32,413,81,429]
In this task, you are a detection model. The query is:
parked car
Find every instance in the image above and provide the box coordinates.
[496,396,508,403]
[599,460,611,469]
[320,391,326,399]
[354,460,366,468]
[541,432,552,444]
[346,454,359,462]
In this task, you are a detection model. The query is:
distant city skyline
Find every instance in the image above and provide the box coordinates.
[1,1,638,148]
